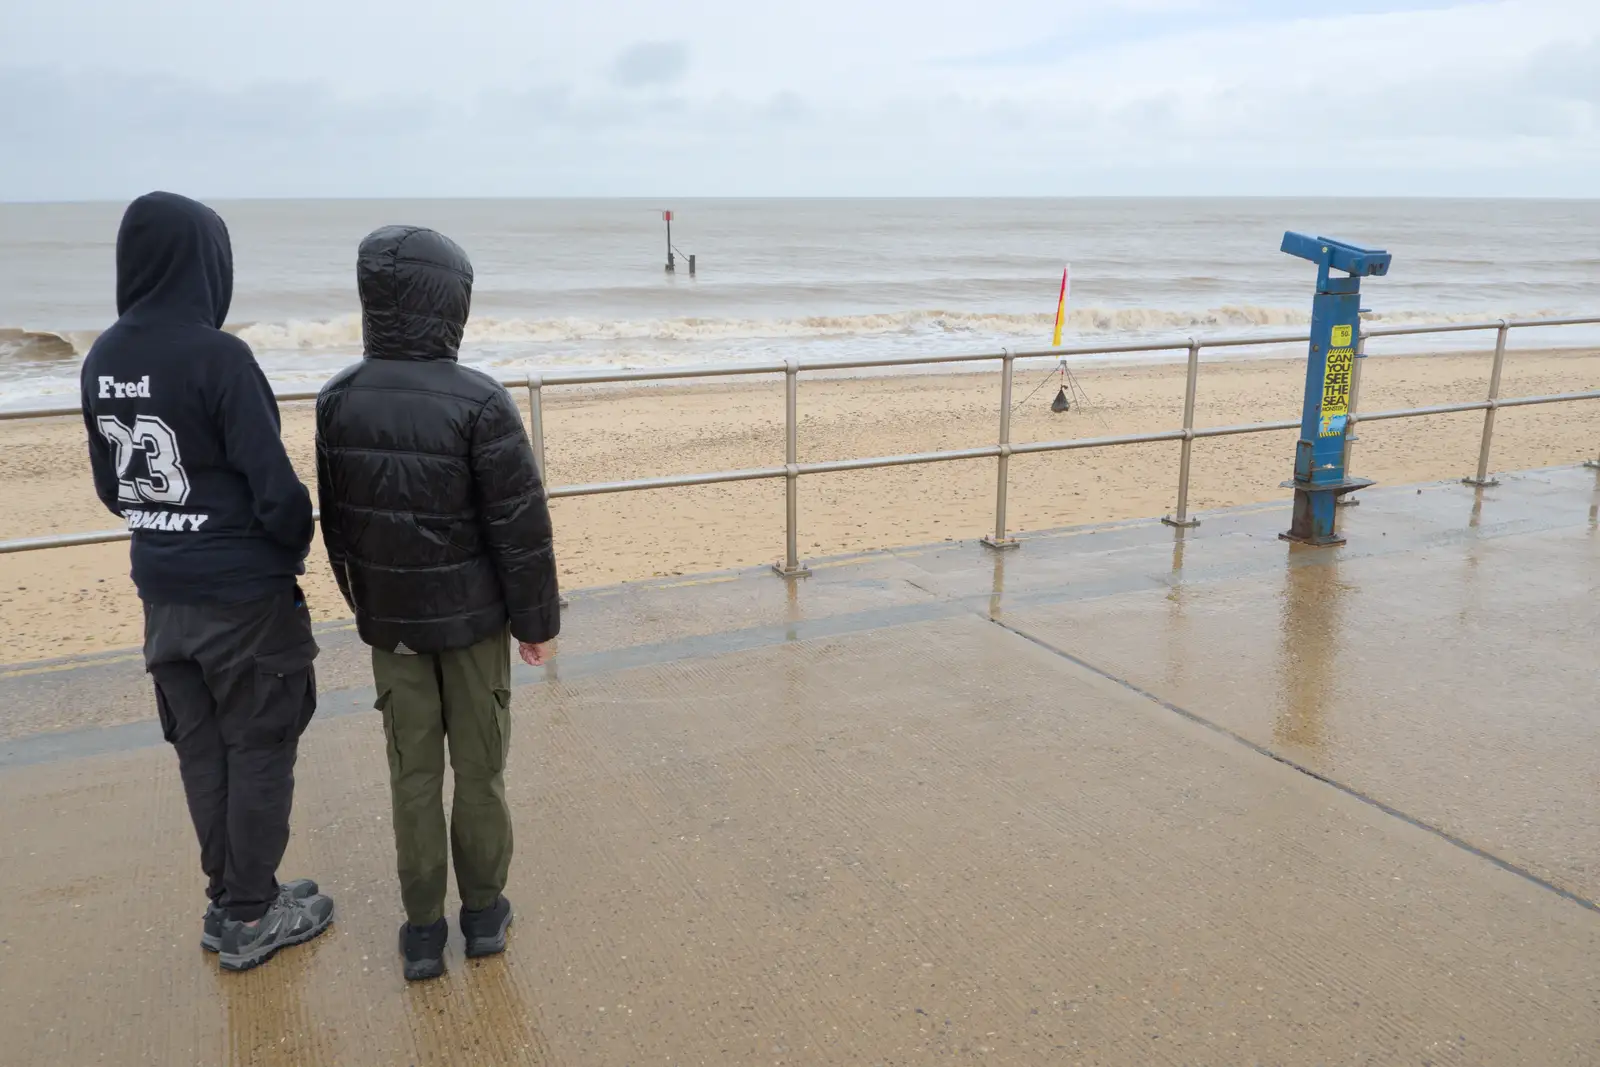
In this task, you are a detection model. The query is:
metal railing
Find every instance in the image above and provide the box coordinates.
[3,316,1598,573]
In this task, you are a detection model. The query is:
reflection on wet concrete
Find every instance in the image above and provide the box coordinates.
[1161,530,1190,692]
[987,547,1006,619]
[1272,548,1344,755]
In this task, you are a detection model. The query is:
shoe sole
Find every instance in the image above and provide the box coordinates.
[219,902,336,973]
[464,909,513,959]
[403,959,446,982]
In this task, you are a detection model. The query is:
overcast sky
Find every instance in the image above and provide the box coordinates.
[2,0,1595,200]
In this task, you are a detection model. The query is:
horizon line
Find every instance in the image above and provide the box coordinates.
[7,194,1600,207]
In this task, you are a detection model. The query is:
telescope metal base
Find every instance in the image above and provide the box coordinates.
[1280,477,1374,547]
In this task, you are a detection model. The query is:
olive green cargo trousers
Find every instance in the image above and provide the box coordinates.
[372,630,512,926]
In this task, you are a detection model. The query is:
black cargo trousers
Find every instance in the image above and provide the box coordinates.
[144,586,319,922]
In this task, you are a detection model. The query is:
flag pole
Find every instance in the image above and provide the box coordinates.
[1051,265,1070,347]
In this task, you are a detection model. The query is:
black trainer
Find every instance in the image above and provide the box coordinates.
[400,918,448,982]
[218,891,336,972]
[460,896,513,959]
[202,878,320,953]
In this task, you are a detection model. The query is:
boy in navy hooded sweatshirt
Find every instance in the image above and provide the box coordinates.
[81,192,334,972]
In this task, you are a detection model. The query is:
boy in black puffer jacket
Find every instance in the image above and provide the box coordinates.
[315,225,561,981]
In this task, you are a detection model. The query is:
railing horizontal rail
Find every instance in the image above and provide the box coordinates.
[1,404,86,421]
[0,529,133,555]
[0,509,329,556]
[1191,419,1303,439]
[1,315,1595,561]
[797,446,1001,476]
[1496,389,1600,409]
[1365,316,1600,339]
[1362,322,1500,338]
[548,466,787,498]
[1010,334,1310,359]
[1506,316,1600,330]
[1359,400,1493,421]
[1011,429,1187,455]
[537,362,789,387]
[1358,389,1600,423]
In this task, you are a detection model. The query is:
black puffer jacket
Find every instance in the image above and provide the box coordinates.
[315,226,560,654]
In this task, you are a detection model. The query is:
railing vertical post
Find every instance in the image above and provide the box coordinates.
[1463,320,1509,488]
[983,349,1020,550]
[526,373,547,479]
[1337,330,1369,506]
[527,372,569,608]
[1163,340,1203,528]
[773,359,809,578]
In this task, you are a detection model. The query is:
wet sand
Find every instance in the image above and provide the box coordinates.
[1,346,1596,665]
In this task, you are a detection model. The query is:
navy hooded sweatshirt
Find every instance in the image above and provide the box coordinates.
[81,192,313,604]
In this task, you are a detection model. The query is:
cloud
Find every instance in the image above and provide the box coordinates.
[612,42,691,89]
[936,0,1470,67]
[763,91,808,124]
[1525,37,1600,104]
[0,0,1596,199]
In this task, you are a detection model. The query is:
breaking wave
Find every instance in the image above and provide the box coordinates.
[0,328,98,361]
[232,305,1555,352]
[2,306,1574,361]
[235,307,1313,350]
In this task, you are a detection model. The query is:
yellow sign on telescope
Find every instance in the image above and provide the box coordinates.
[1320,346,1355,436]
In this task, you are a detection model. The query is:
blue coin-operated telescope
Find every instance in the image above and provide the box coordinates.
[1279,232,1392,546]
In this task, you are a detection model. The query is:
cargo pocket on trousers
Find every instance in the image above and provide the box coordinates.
[247,640,319,746]
[490,688,512,771]
[374,688,403,775]
[151,678,180,744]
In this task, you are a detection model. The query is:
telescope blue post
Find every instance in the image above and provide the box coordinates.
[1278,233,1392,546]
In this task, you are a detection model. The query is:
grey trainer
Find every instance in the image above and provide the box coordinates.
[202,878,320,953]
[218,891,335,972]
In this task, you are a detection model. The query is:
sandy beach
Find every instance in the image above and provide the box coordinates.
[2,346,1595,666]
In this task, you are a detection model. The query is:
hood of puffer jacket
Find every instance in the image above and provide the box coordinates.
[356,225,474,362]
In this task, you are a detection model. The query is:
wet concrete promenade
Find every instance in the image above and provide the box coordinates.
[1,468,1597,1065]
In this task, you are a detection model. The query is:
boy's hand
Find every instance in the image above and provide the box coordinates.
[519,641,553,667]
